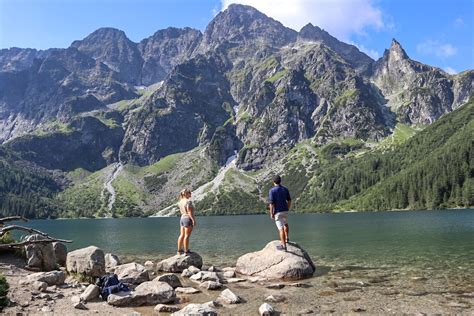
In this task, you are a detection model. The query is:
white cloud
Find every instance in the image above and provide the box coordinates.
[350,42,380,59]
[454,17,464,27]
[220,0,384,41]
[444,67,457,75]
[416,40,457,58]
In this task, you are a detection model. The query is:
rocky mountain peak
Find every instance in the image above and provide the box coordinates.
[297,22,373,74]
[71,27,143,84]
[199,3,297,51]
[385,38,409,62]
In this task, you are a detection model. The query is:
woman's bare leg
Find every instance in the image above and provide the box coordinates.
[183,226,193,252]
[177,226,185,252]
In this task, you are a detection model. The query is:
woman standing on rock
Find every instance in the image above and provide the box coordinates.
[177,188,196,255]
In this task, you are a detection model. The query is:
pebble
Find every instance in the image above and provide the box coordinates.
[265,283,285,289]
[41,306,52,312]
[227,278,246,283]
[74,302,88,310]
[343,296,361,301]
[175,287,200,294]
[296,309,314,314]
[265,294,286,303]
[154,304,180,313]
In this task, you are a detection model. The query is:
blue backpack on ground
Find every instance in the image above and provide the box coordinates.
[96,273,130,300]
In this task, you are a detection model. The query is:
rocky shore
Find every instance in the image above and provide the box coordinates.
[1,239,473,315]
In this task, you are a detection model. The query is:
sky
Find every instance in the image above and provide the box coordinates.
[0,0,472,73]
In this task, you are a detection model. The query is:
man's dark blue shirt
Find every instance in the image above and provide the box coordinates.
[268,185,291,213]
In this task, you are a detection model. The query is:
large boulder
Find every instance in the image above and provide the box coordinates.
[114,262,149,285]
[20,271,66,286]
[105,253,121,271]
[156,252,203,272]
[107,281,175,307]
[66,246,105,277]
[236,241,315,280]
[172,301,218,316]
[52,242,67,267]
[24,234,57,271]
[154,274,182,288]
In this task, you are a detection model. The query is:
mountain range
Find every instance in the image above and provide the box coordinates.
[0,4,472,218]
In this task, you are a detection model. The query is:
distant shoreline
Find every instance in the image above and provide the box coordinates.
[25,207,474,221]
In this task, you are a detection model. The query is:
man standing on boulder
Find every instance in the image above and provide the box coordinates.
[268,175,291,251]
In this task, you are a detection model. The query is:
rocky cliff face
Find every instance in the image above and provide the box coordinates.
[139,27,202,85]
[371,39,472,125]
[71,27,144,85]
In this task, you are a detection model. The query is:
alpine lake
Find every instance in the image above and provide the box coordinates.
[14,209,474,314]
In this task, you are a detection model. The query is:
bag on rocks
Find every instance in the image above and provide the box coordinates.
[96,273,129,300]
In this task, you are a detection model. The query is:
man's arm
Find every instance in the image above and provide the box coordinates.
[287,200,291,210]
[269,203,275,218]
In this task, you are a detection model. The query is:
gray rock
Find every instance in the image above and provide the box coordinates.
[41,306,52,312]
[66,246,105,277]
[154,304,181,313]
[24,234,57,271]
[199,281,222,290]
[105,253,121,270]
[190,271,204,281]
[236,241,315,280]
[32,281,48,292]
[188,266,201,274]
[74,301,88,310]
[259,303,276,316]
[208,266,218,272]
[181,269,193,277]
[154,274,182,288]
[175,287,200,294]
[107,281,175,307]
[265,283,285,289]
[21,271,66,286]
[80,284,100,302]
[52,242,67,267]
[223,270,235,278]
[172,301,218,316]
[115,262,149,285]
[156,252,203,272]
[144,260,154,271]
[218,289,241,304]
[201,272,220,282]
[227,278,246,283]
[265,294,286,303]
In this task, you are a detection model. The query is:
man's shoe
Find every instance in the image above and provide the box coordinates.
[276,245,287,251]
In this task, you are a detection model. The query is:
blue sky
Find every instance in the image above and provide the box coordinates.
[0,0,472,73]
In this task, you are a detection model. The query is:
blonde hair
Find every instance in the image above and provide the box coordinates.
[179,188,191,200]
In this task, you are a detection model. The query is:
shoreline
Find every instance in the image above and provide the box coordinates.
[28,207,474,221]
[2,250,473,315]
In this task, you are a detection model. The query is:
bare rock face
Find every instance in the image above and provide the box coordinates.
[66,246,105,277]
[114,262,149,285]
[156,252,203,273]
[52,242,67,267]
[24,234,57,271]
[236,241,315,280]
[107,281,175,307]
